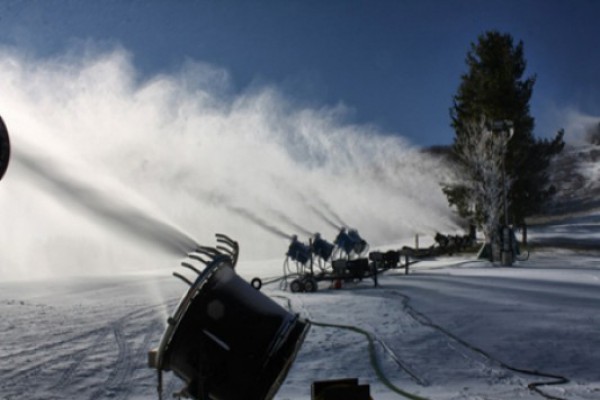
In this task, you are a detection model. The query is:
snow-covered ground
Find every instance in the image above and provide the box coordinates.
[2,229,599,400]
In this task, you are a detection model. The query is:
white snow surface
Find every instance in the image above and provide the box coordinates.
[2,245,600,400]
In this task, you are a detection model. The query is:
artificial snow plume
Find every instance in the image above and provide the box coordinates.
[14,143,200,256]
[0,46,458,280]
[559,108,600,144]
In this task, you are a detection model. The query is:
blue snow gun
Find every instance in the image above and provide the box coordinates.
[334,228,369,257]
[311,233,335,261]
[286,235,312,265]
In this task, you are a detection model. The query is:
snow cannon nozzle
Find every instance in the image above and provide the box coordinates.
[215,233,239,267]
[188,234,239,268]
[149,233,309,400]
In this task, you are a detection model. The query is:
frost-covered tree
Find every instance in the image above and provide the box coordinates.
[445,31,564,240]
[447,118,511,246]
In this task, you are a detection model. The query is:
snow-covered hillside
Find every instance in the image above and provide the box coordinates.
[542,144,600,215]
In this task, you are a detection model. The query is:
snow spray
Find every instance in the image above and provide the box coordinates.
[307,203,342,231]
[14,148,200,256]
[224,205,292,240]
[314,194,348,228]
[267,208,313,237]
[273,179,343,231]
[0,47,459,280]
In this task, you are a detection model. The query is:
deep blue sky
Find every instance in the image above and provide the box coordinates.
[1,0,598,146]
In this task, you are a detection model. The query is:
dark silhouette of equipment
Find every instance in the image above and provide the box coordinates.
[148,234,310,400]
[312,378,371,400]
[400,232,476,260]
[0,115,10,182]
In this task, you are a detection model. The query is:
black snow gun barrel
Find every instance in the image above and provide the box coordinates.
[0,115,10,182]
[148,234,310,400]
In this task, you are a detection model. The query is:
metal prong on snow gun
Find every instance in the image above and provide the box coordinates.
[180,261,201,275]
[173,235,239,287]
[188,247,219,265]
[215,233,239,267]
[185,233,238,268]
[172,272,193,287]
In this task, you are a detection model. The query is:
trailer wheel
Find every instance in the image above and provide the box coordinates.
[250,277,262,290]
[304,278,318,293]
[290,279,304,293]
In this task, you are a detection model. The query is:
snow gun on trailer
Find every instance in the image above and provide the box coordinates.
[280,228,405,293]
[148,233,310,400]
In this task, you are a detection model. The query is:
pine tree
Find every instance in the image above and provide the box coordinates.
[444,31,564,240]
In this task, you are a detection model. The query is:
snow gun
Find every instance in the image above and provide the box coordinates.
[286,235,311,266]
[279,229,393,293]
[311,232,335,262]
[0,115,10,182]
[334,228,369,259]
[148,234,310,400]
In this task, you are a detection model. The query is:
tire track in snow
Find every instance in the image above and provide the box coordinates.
[3,317,109,361]
[1,326,111,386]
[111,318,164,400]
[88,305,168,400]
[2,300,170,399]
[89,323,131,400]
[48,327,113,392]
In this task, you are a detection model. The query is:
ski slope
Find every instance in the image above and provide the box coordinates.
[2,238,599,400]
